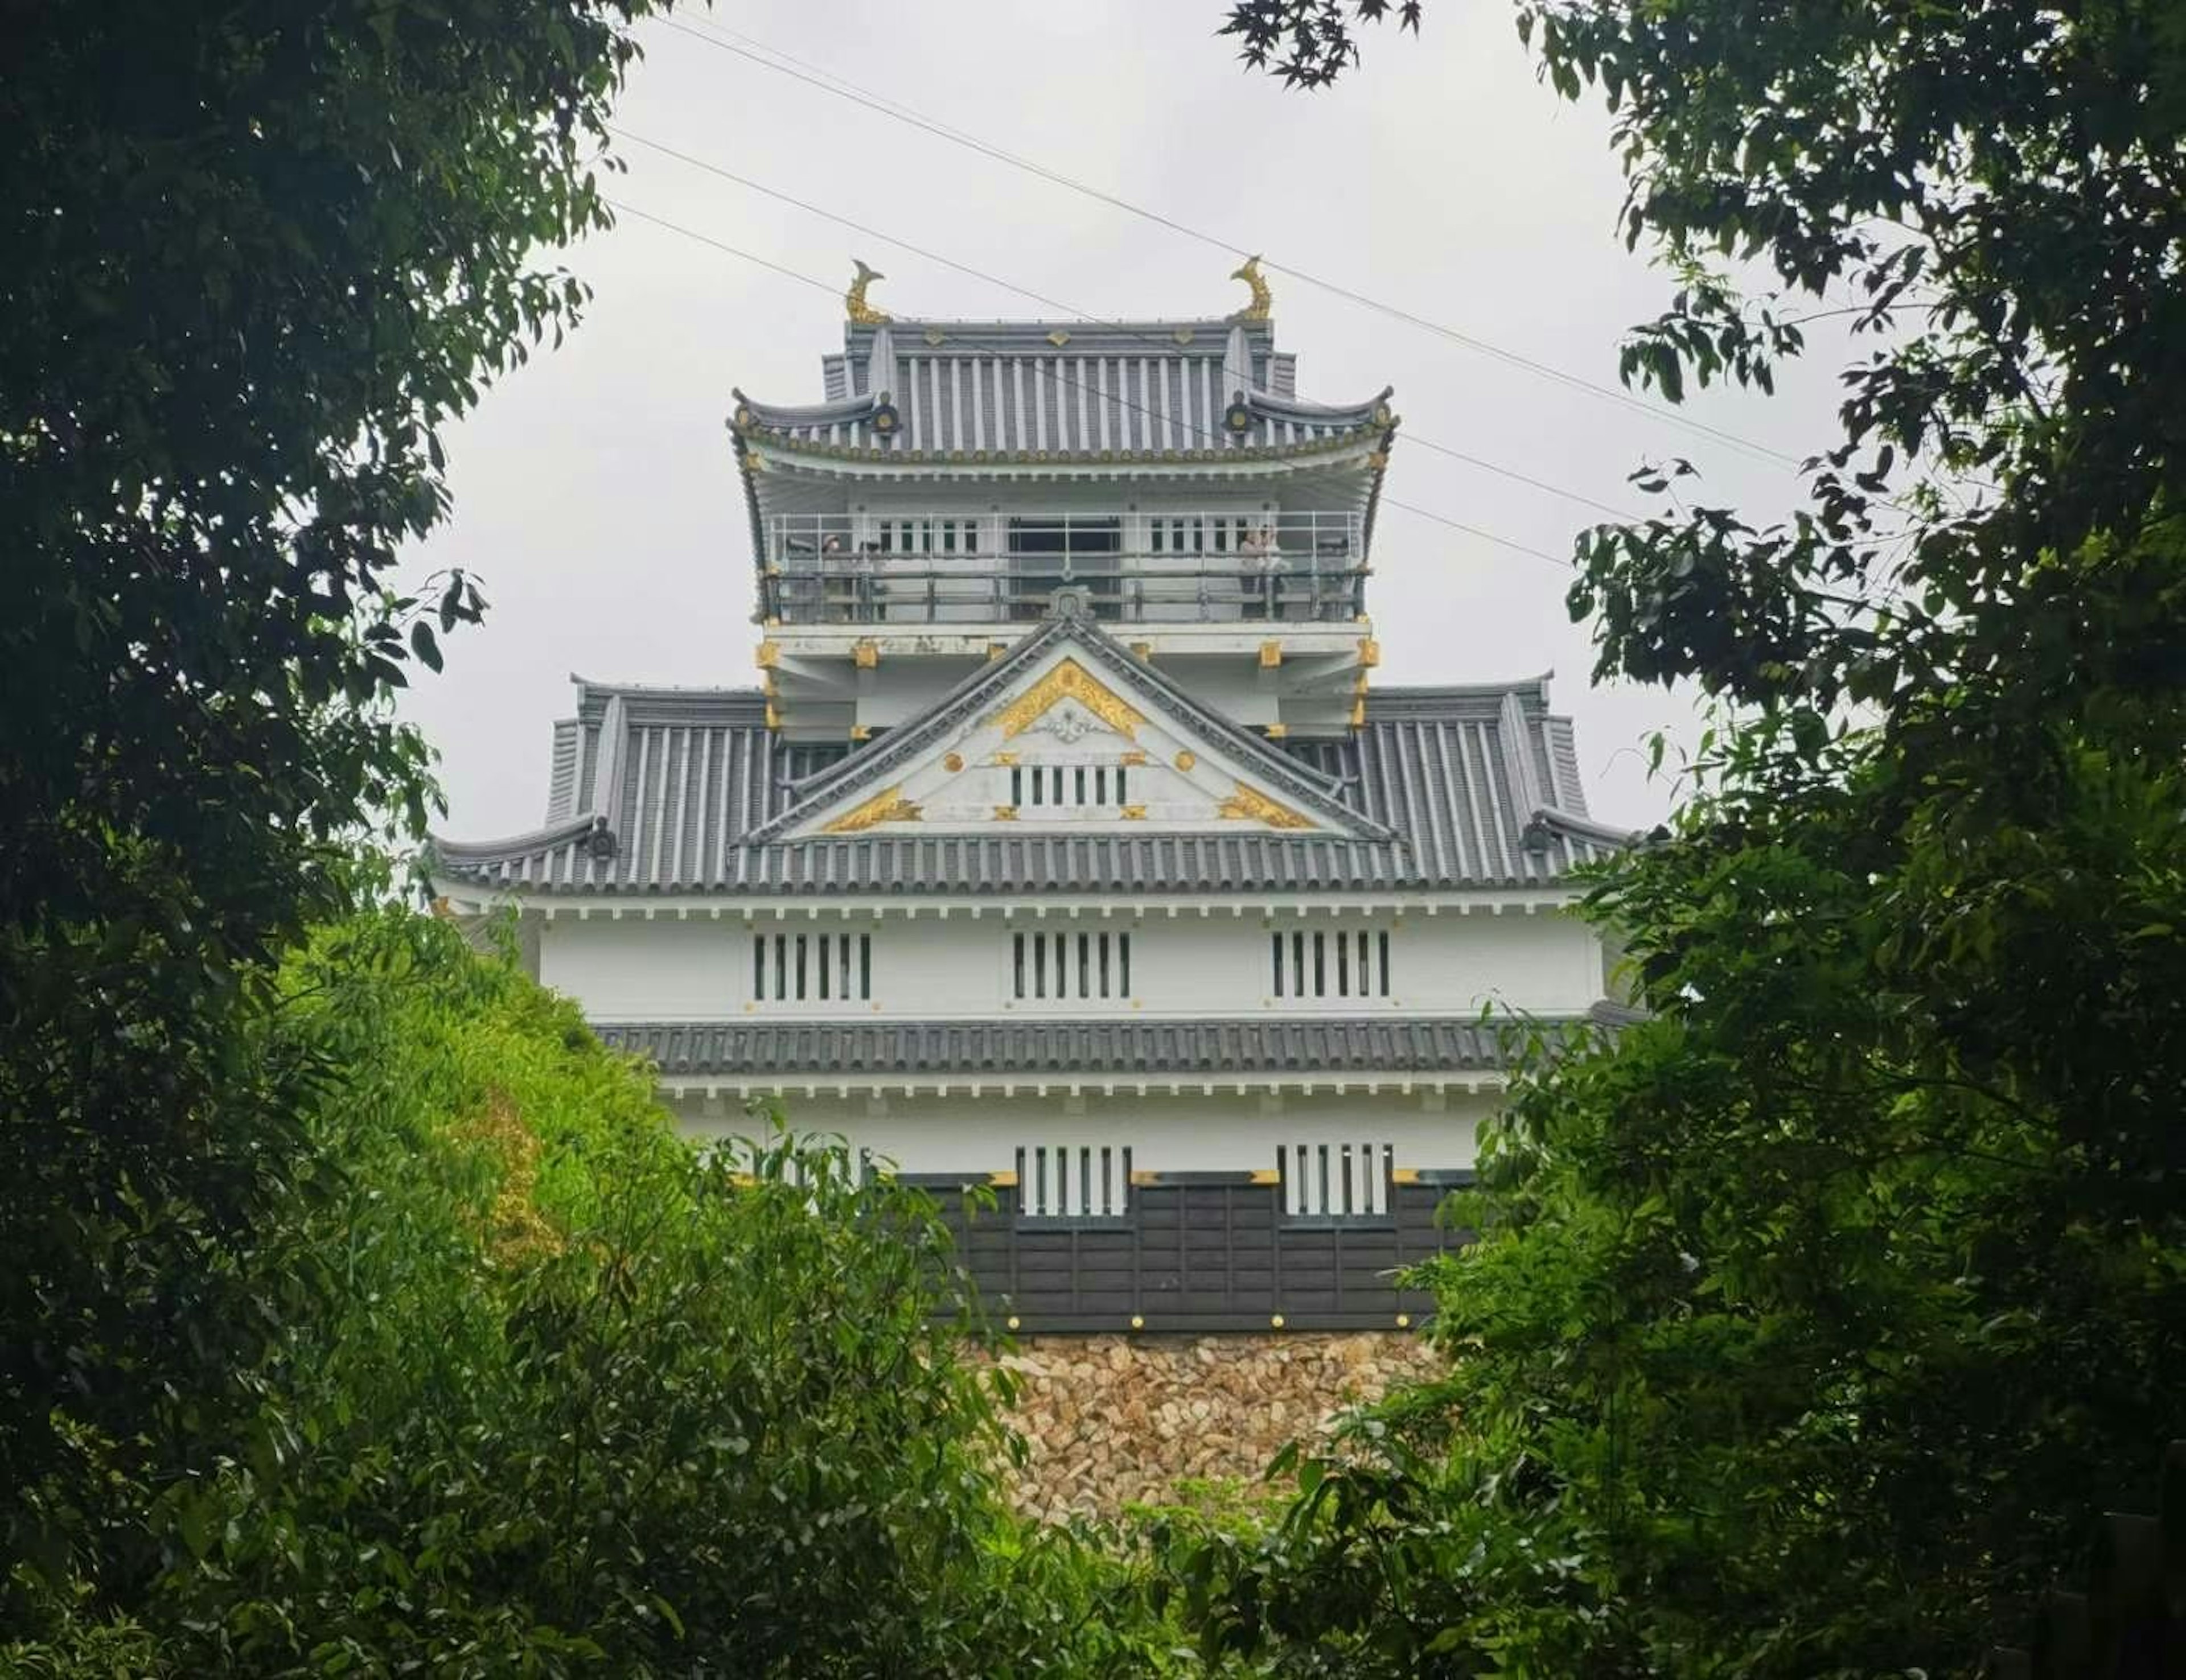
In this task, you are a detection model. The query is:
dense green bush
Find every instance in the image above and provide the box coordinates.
[7,904,1184,1676]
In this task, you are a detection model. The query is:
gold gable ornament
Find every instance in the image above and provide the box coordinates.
[1218,784,1314,830]
[992,658,1146,742]
[821,785,922,834]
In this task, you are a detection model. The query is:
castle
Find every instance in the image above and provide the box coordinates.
[431,263,1629,1336]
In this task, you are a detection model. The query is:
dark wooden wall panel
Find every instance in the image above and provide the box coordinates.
[903,1171,1470,1332]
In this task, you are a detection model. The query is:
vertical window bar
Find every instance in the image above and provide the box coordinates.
[1034,934,1047,998]
[1337,930,1350,996]
[1075,767,1087,806]
[1357,930,1370,998]
[1119,932,1132,997]
[860,933,872,1000]
[795,936,807,1000]
[753,935,765,1001]
[1078,932,1090,999]
[1379,930,1391,995]
[774,934,787,1001]
[1013,932,1026,999]
[1117,767,1128,804]
[1292,931,1305,997]
[1313,932,1326,997]
[1051,766,1063,805]
[819,932,831,1000]
[840,934,852,998]
[1318,1143,1332,1217]
[1012,767,1022,806]
[1054,932,1068,999]
[1272,930,1284,997]
[1098,932,1111,997]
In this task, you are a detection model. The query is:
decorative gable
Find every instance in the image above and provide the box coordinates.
[774,622,1384,843]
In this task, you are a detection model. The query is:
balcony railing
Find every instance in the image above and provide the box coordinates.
[759,509,1368,626]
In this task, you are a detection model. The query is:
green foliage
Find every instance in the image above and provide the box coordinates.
[10,905,1183,1675]
[1186,3,2186,1675]
[1,0,657,1619]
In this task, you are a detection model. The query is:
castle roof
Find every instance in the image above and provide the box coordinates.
[428,621,1628,900]
[730,317,1394,464]
[591,1014,1621,1082]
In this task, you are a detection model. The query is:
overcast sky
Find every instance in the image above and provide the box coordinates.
[405,0,1846,843]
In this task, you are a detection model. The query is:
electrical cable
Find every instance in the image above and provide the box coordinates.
[652,12,1803,472]
[603,196,1578,570]
[609,125,1636,524]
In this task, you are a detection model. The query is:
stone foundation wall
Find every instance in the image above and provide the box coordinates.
[988,1332,1439,1523]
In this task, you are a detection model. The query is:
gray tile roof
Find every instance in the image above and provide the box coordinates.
[733,318,1392,460]
[595,1016,1555,1078]
[428,645,1629,898]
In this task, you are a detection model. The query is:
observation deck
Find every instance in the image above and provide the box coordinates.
[759,509,1366,627]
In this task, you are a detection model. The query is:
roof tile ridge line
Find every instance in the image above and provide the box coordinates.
[1497,690,1547,818]
[1532,805,1649,847]
[591,691,631,841]
[426,810,601,862]
[1370,673,1556,702]
[1246,381,1395,425]
[569,672,770,704]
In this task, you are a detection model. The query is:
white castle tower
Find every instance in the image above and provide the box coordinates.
[432,263,1629,1332]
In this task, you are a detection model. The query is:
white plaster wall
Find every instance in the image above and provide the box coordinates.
[537,917,743,1020]
[673,1088,1491,1175]
[542,906,1602,1022]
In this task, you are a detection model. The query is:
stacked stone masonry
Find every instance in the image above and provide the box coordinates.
[988,1331,1440,1523]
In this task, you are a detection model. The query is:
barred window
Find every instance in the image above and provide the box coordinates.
[1009,763,1128,809]
[1278,1142,1392,1221]
[752,931,872,1003]
[1270,926,1391,999]
[1012,929,1132,1000]
[1017,1144,1132,1220]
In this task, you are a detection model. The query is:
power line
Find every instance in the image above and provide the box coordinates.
[652,12,1802,473]
[609,124,1635,524]
[600,195,1576,571]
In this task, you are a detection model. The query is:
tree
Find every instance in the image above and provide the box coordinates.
[0,0,659,1611]
[1172,3,2186,1673]
[9,903,1177,1675]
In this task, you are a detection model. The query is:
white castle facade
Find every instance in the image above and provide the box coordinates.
[432,266,1629,1331]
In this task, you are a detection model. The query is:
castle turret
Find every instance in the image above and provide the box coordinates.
[734,263,1394,743]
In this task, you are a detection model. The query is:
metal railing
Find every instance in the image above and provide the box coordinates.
[760,509,1368,625]
[761,563,1364,625]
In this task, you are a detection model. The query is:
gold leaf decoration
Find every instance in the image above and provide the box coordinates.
[943,752,964,772]
[821,785,922,834]
[991,658,1145,742]
[1218,783,1314,830]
